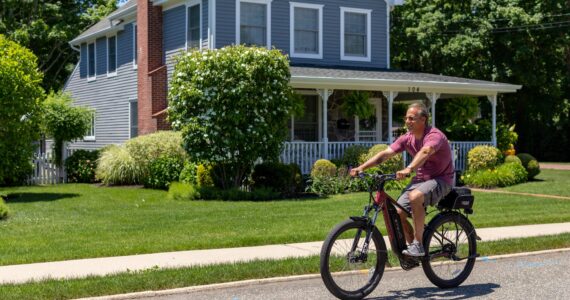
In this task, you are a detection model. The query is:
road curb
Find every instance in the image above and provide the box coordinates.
[78,247,570,300]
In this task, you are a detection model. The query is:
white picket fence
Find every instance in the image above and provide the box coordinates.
[27,152,66,185]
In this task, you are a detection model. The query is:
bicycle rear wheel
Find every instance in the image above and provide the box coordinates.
[422,212,477,288]
[320,219,387,300]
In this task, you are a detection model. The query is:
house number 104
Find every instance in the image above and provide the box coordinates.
[408,87,420,92]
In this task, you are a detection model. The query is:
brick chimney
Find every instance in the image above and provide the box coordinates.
[137,0,169,135]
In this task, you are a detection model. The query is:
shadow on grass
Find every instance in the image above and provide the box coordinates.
[368,283,500,299]
[4,193,80,203]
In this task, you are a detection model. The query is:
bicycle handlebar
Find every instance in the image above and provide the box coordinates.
[357,172,397,182]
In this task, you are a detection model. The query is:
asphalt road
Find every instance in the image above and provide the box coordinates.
[148,251,570,300]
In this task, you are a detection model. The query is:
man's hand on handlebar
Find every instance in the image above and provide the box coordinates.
[350,167,363,177]
[396,167,412,180]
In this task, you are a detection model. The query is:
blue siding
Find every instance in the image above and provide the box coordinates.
[64,22,138,150]
[96,37,107,75]
[163,5,187,84]
[215,0,388,68]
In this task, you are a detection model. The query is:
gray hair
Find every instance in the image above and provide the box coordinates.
[408,102,430,125]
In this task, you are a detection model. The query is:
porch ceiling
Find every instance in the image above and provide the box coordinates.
[289,66,521,96]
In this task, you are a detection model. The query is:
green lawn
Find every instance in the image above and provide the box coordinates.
[1,182,570,266]
[498,169,570,197]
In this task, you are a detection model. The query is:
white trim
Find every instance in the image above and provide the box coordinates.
[289,2,323,59]
[132,22,138,69]
[236,0,272,49]
[209,0,216,49]
[84,111,96,141]
[107,35,118,77]
[340,7,372,62]
[87,42,97,81]
[185,0,203,50]
[386,4,390,69]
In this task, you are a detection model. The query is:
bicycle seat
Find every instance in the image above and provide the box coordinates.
[437,187,474,214]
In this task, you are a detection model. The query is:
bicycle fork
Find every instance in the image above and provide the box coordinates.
[348,205,381,262]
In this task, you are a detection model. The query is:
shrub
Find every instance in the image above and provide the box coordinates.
[0,197,10,220]
[504,155,522,166]
[467,145,502,171]
[144,156,185,190]
[517,153,541,180]
[462,169,499,188]
[311,159,337,178]
[307,176,345,196]
[359,144,403,174]
[196,164,214,187]
[65,150,99,183]
[463,162,527,188]
[252,162,302,197]
[125,131,187,173]
[96,145,143,185]
[341,145,369,167]
[168,45,296,189]
[0,34,44,186]
[179,161,198,185]
[167,182,200,200]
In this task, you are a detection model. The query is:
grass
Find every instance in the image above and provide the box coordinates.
[498,169,570,197]
[0,183,570,266]
[1,233,569,300]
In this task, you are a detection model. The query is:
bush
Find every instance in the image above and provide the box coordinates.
[144,156,185,190]
[196,164,214,187]
[0,197,10,220]
[462,169,499,188]
[359,144,403,174]
[125,131,187,172]
[167,182,200,200]
[179,161,198,185]
[252,162,302,197]
[311,159,337,178]
[463,162,527,188]
[65,150,99,183]
[0,34,44,186]
[341,145,369,167]
[467,145,502,171]
[307,176,346,196]
[504,155,522,165]
[517,153,541,180]
[96,145,143,185]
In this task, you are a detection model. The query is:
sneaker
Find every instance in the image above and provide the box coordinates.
[402,241,425,257]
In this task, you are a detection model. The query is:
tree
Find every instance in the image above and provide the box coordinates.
[0,0,117,90]
[168,46,297,189]
[42,92,92,167]
[391,0,570,160]
[0,34,45,185]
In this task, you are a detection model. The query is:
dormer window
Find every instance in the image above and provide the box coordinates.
[290,2,323,59]
[340,7,372,62]
[236,0,272,48]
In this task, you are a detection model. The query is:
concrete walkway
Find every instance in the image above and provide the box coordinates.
[1,222,570,285]
[540,163,570,170]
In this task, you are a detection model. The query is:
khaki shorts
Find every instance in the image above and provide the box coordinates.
[397,179,452,214]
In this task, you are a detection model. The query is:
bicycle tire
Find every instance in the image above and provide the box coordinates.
[422,212,477,288]
[320,219,388,300]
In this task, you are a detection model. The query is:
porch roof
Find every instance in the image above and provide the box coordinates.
[289,66,521,96]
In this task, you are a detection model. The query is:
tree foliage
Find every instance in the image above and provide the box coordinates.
[0,0,117,90]
[0,34,45,185]
[392,0,570,160]
[42,92,93,166]
[168,46,296,189]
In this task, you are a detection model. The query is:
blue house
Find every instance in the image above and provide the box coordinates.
[65,0,520,173]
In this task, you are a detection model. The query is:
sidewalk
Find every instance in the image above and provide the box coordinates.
[2,222,570,285]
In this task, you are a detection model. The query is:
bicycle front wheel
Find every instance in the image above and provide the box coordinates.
[422,213,477,288]
[320,219,387,300]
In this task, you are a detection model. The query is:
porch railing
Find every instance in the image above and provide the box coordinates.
[281,141,492,174]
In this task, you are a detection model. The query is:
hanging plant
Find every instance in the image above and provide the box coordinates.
[340,91,374,119]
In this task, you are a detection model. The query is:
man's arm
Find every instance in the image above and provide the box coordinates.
[350,147,398,176]
[396,145,435,179]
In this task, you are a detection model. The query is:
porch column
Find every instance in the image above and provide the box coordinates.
[426,92,440,128]
[487,94,497,146]
[388,91,398,144]
[377,98,383,142]
[318,89,333,159]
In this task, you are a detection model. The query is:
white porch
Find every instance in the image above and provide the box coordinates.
[280,66,521,174]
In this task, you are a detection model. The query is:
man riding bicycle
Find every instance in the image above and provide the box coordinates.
[350,102,454,257]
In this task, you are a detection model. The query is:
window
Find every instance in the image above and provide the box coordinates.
[340,7,372,62]
[107,35,117,76]
[130,101,138,138]
[236,0,271,48]
[87,42,96,80]
[133,23,137,68]
[290,2,323,59]
[84,112,96,141]
[187,3,201,49]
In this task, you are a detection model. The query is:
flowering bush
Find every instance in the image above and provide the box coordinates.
[168,45,296,189]
[65,150,99,183]
[467,145,502,171]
